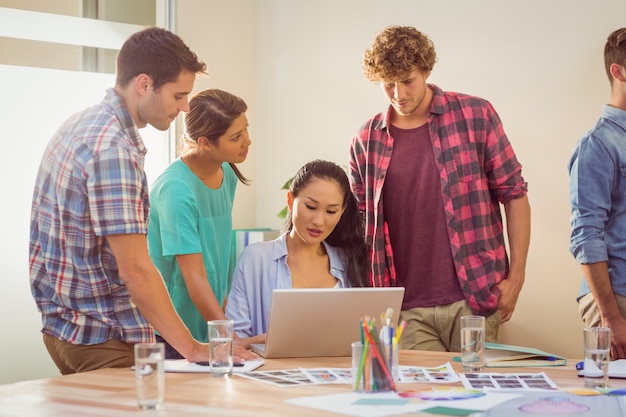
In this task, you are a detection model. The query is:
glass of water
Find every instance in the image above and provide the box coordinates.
[460,315,485,372]
[208,320,234,377]
[583,327,611,389]
[134,342,165,410]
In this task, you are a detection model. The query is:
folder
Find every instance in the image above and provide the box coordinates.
[483,342,567,367]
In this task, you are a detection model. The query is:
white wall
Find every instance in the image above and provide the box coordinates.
[177,0,259,230]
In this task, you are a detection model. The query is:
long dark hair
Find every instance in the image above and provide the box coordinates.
[183,89,249,184]
[283,160,370,287]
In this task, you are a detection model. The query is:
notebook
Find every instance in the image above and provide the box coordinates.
[482,342,567,367]
[249,287,405,358]
[452,342,567,367]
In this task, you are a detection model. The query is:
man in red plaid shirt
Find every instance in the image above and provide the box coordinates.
[349,25,530,352]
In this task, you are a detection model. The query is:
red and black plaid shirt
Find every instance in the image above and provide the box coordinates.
[349,84,527,314]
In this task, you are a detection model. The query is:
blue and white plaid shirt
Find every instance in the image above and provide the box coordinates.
[29,88,155,345]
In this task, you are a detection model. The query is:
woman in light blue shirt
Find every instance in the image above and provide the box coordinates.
[225,160,369,346]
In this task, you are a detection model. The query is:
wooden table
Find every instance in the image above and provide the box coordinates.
[0,351,620,416]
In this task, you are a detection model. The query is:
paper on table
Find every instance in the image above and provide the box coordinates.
[285,391,521,417]
[164,359,264,373]
[470,390,625,417]
[578,359,626,378]
[235,363,460,388]
[460,372,558,390]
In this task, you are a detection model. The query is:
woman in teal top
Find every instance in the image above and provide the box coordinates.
[148,89,254,360]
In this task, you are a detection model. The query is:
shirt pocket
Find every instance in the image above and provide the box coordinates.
[452,142,483,182]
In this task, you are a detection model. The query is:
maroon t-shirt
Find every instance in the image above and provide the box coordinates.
[382,124,464,310]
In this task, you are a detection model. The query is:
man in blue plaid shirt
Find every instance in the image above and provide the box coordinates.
[29,27,225,374]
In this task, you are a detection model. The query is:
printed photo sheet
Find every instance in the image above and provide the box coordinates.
[235,362,460,388]
[398,362,460,383]
[460,372,558,390]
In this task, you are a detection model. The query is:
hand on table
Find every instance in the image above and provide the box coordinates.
[233,341,257,362]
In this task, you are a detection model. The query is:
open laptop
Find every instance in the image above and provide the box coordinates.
[249,287,405,358]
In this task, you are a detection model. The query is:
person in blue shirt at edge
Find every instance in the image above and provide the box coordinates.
[29,27,214,375]
[148,89,255,361]
[225,160,370,346]
[569,27,626,360]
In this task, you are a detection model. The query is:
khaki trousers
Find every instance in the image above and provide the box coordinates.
[43,334,135,375]
[399,299,501,352]
[578,291,626,327]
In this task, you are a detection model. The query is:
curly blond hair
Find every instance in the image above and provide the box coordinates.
[362,25,437,82]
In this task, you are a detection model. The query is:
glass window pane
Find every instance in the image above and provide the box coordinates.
[0,37,84,71]
[0,0,155,72]
[0,0,155,25]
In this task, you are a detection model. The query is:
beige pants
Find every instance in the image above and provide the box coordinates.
[578,291,626,327]
[399,299,501,352]
[43,334,135,375]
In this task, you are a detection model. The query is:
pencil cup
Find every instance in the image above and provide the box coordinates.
[208,320,234,377]
[134,342,165,410]
[583,327,610,389]
[460,315,485,372]
[351,341,398,392]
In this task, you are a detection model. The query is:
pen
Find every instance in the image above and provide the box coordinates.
[388,325,394,371]
[195,361,245,367]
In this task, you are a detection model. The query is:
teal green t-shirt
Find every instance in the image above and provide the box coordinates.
[148,158,237,342]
